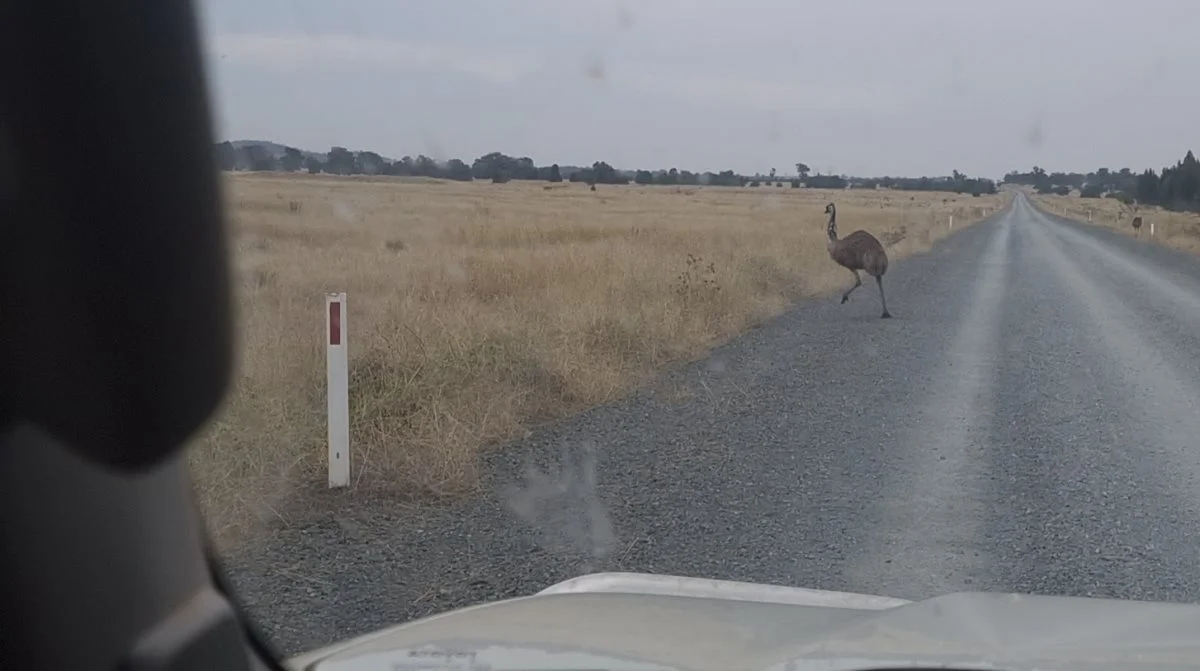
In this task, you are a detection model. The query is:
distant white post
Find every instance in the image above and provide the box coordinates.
[948,215,954,230]
[325,292,350,488]
[1150,221,1155,237]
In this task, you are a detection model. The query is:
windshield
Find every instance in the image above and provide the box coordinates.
[190,0,1200,664]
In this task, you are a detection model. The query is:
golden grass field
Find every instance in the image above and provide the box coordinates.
[1032,192,1200,255]
[188,172,1010,546]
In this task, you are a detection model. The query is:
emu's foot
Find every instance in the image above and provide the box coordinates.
[840,295,849,304]
[881,311,892,319]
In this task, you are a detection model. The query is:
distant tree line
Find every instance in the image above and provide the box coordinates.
[1003,149,1200,212]
[214,141,998,195]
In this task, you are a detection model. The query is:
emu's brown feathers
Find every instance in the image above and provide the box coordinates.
[823,202,891,318]
[828,230,889,278]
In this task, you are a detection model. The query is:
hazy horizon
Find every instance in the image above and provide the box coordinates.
[197,0,1198,179]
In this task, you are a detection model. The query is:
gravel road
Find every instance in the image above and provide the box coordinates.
[220,192,1200,656]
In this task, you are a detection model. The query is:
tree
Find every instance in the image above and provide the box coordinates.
[357,151,387,175]
[1176,150,1199,205]
[413,155,439,177]
[325,147,358,175]
[590,161,627,184]
[548,164,562,182]
[214,141,238,171]
[795,163,810,179]
[445,158,473,181]
[807,174,847,190]
[513,157,538,180]
[244,145,276,171]
[390,156,415,176]
[472,152,538,181]
[1136,169,1159,205]
[280,147,304,172]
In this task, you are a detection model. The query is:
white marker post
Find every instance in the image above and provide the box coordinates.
[949,215,954,230]
[1150,221,1155,237]
[325,292,351,488]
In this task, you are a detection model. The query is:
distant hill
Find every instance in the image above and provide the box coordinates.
[228,140,327,162]
[214,140,1011,197]
[226,140,404,164]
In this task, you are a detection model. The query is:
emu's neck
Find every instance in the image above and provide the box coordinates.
[826,210,838,242]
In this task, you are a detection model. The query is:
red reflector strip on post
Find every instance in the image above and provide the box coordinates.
[329,300,342,345]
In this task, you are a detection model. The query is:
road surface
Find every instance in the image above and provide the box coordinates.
[222,192,1200,656]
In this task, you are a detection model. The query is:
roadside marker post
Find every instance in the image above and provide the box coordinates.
[326,292,351,488]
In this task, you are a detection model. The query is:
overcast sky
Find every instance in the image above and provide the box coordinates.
[198,0,1196,179]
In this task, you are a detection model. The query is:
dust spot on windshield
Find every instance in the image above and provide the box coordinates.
[1025,118,1044,148]
[331,200,355,223]
[585,55,606,81]
[502,442,616,569]
[616,5,634,30]
[444,262,468,285]
[706,357,728,375]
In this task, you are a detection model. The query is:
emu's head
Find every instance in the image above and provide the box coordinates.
[824,202,835,215]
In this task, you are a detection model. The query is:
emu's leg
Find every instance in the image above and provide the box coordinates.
[841,270,862,304]
[876,275,891,318]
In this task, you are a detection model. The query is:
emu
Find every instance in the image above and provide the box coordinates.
[824,202,891,318]
[1132,215,1143,237]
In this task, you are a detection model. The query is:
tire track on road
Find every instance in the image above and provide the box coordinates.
[993,195,1200,602]
[842,208,1012,600]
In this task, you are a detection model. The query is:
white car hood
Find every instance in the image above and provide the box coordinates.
[285,572,1200,671]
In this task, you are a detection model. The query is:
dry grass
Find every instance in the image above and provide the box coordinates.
[188,172,1009,546]
[1032,192,1200,255]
